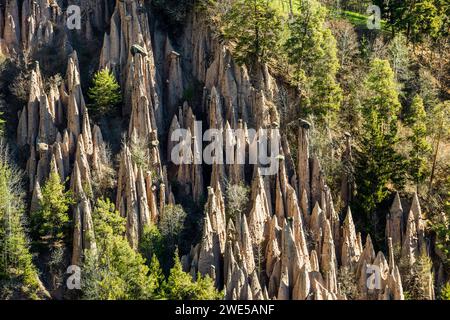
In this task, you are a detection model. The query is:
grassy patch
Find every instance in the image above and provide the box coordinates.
[342,10,387,30]
[270,0,387,31]
[342,10,368,26]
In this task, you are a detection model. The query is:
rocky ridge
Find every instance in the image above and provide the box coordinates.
[0,0,445,300]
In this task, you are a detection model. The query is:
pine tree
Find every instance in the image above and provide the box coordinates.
[194,272,223,300]
[88,69,121,117]
[0,145,42,299]
[284,0,342,118]
[375,0,443,42]
[33,171,72,242]
[164,250,194,300]
[164,249,222,300]
[148,255,165,299]
[222,0,283,66]
[407,95,431,189]
[354,59,406,235]
[82,198,161,300]
[406,0,442,43]
[139,224,164,267]
[91,198,125,240]
[310,28,342,118]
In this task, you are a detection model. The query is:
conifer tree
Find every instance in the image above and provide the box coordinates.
[354,59,406,235]
[407,95,431,189]
[33,170,72,242]
[0,146,42,299]
[403,0,442,42]
[374,0,443,42]
[82,198,162,300]
[139,224,164,266]
[88,69,121,117]
[222,0,283,66]
[164,250,194,300]
[164,250,222,300]
[148,255,165,299]
[284,0,342,118]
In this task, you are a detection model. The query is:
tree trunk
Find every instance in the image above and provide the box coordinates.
[429,117,444,191]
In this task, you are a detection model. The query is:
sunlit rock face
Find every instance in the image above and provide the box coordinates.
[1,0,441,300]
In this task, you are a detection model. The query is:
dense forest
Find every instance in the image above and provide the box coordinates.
[0,0,449,300]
